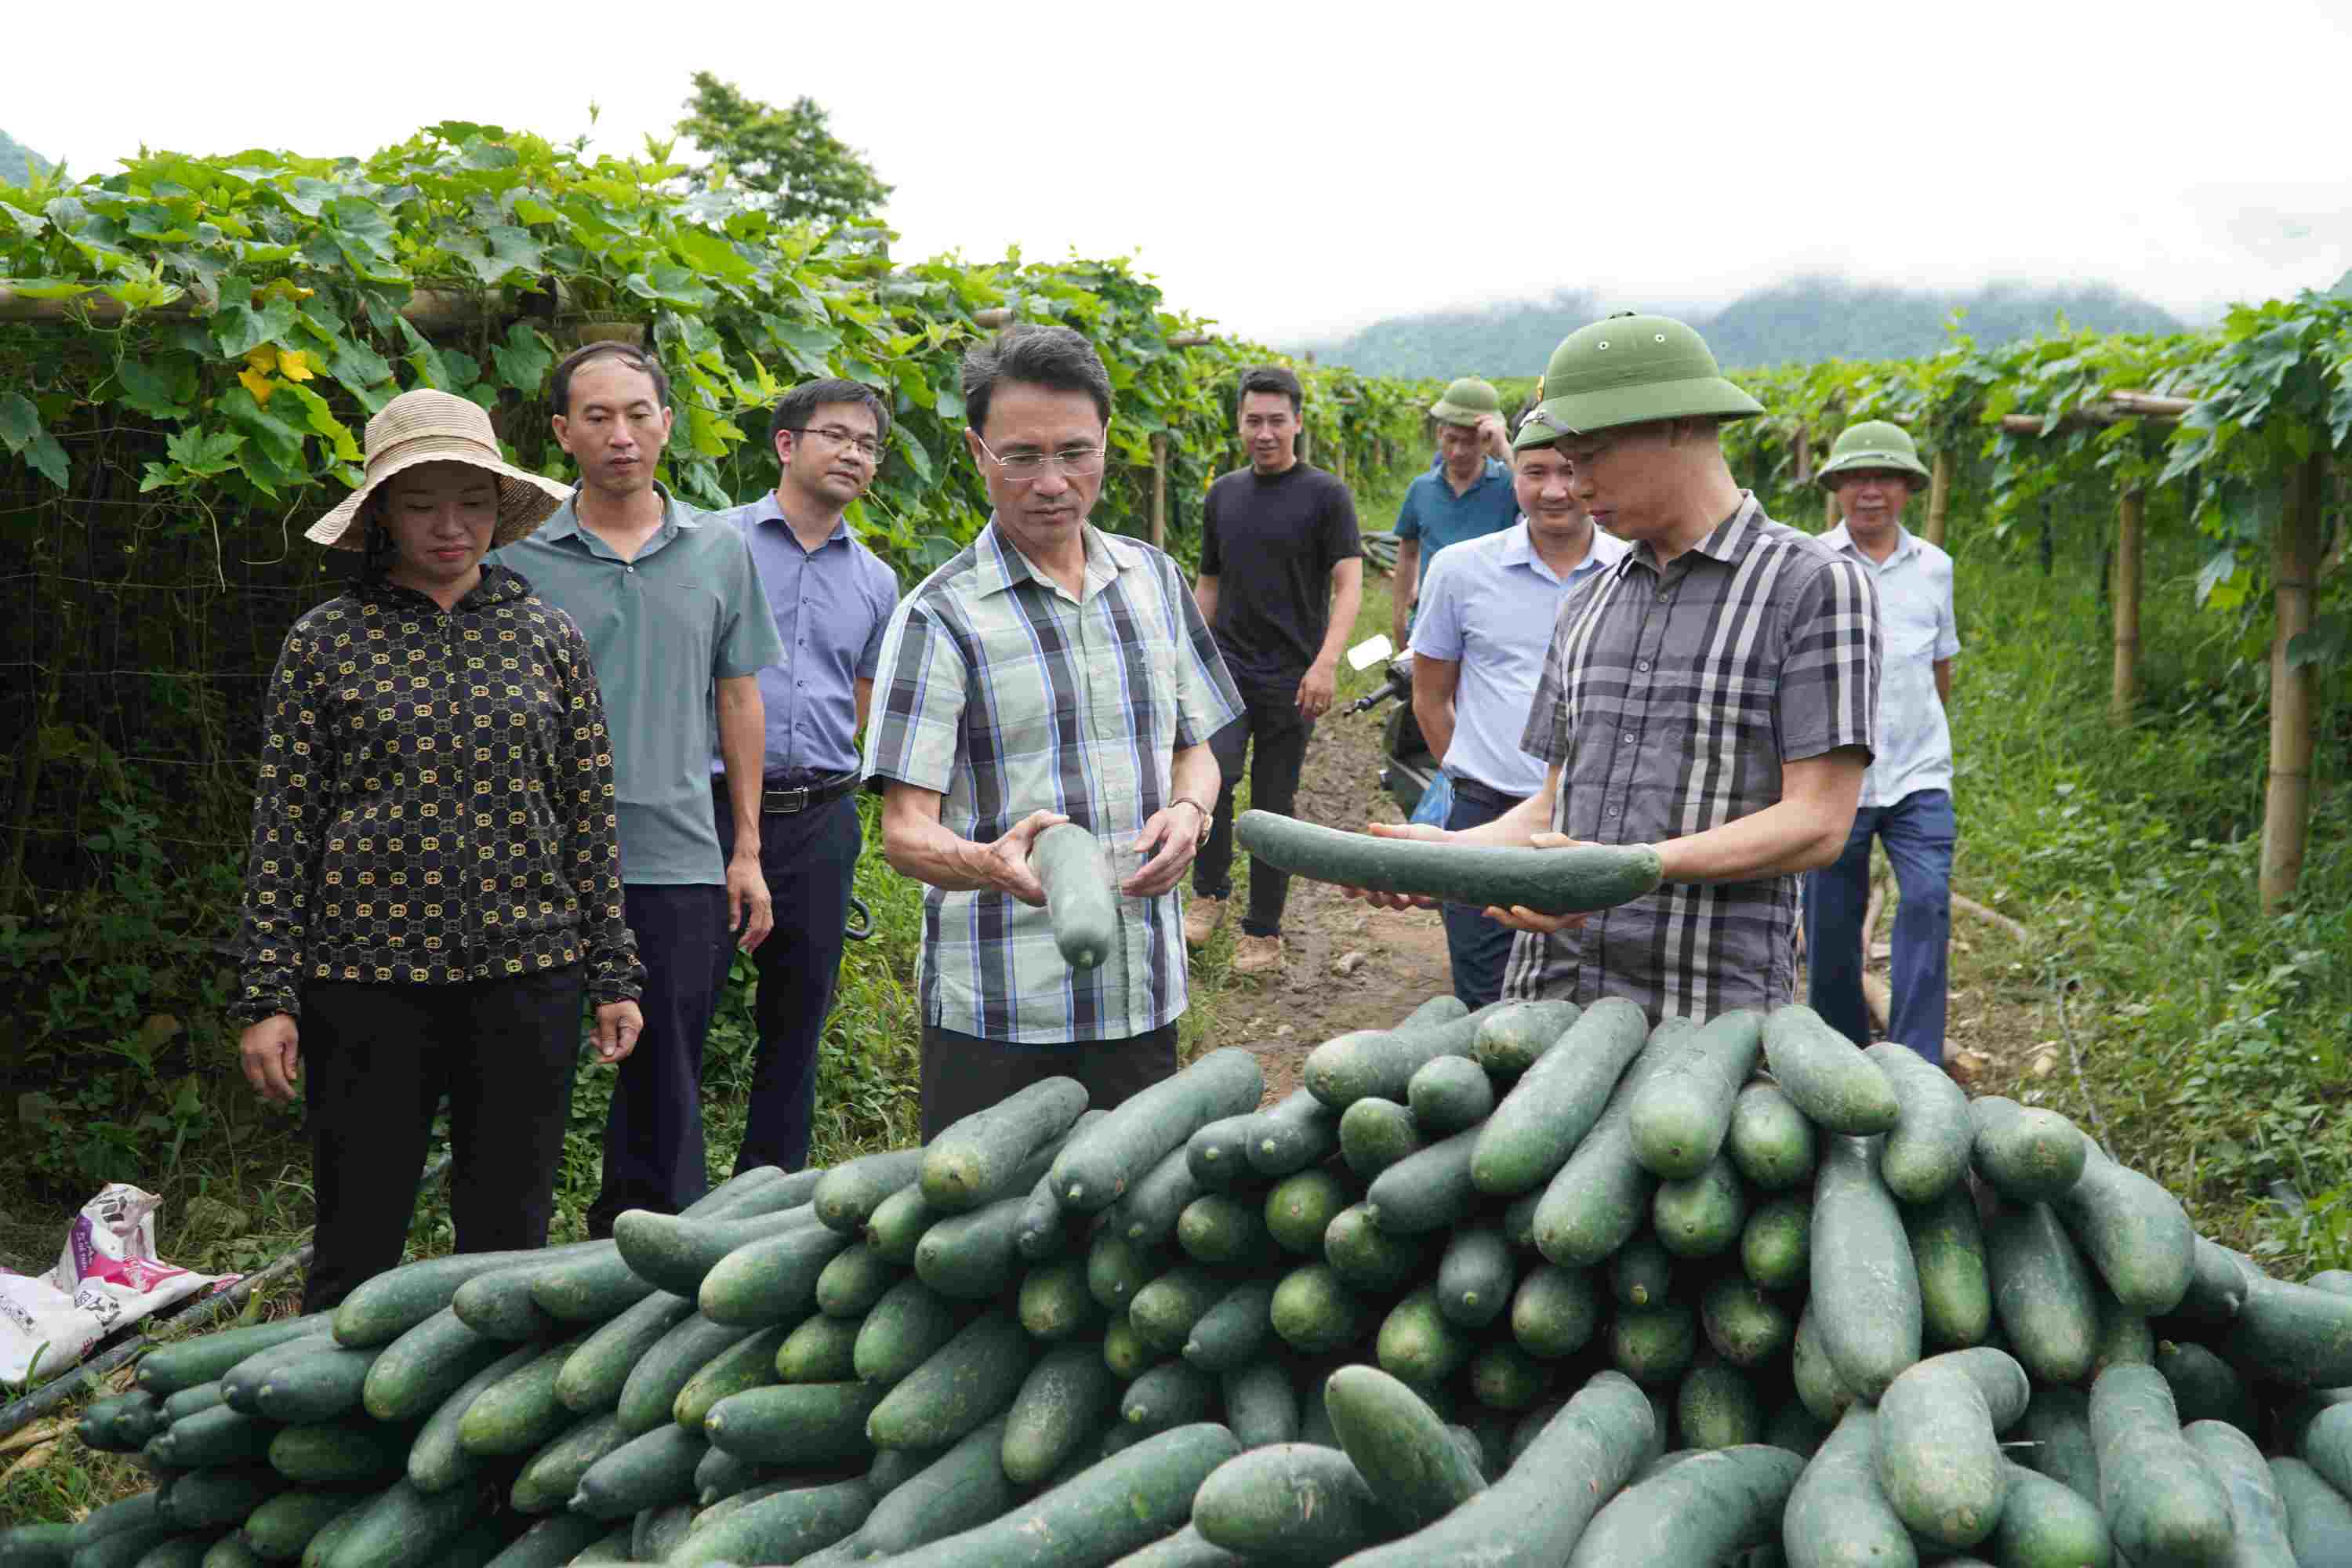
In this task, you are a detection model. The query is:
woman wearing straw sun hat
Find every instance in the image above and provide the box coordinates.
[229,388,647,1312]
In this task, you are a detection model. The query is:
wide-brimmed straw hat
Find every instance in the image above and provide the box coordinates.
[303,389,572,551]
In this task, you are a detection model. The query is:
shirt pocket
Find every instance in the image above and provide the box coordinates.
[1886,597,1942,663]
[1136,637,1181,745]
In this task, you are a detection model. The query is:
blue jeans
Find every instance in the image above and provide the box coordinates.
[1440,779,1527,1010]
[1803,789,1956,1064]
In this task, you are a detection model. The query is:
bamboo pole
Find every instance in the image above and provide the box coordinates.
[1793,427,1813,485]
[2111,487,2144,724]
[1924,448,1954,547]
[2000,395,2187,436]
[1149,433,1168,550]
[2259,452,2329,913]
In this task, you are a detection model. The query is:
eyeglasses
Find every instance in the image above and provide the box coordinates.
[787,426,884,461]
[974,434,1108,481]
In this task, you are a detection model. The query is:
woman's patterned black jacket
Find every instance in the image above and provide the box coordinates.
[231,563,645,1022]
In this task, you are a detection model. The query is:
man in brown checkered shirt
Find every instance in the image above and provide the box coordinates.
[1354,314,1881,1022]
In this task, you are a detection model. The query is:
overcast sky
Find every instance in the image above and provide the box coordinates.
[14,0,2352,345]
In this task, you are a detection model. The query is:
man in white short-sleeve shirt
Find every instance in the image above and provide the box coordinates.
[1410,434,1627,1006]
[1804,419,1962,1065]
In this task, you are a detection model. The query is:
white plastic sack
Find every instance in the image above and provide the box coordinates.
[0,1184,234,1384]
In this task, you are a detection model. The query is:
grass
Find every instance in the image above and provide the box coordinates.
[1936,521,2351,1272]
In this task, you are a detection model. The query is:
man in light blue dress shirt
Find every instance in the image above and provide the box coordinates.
[706,379,901,1171]
[1804,420,1961,1064]
[1409,435,1628,1005]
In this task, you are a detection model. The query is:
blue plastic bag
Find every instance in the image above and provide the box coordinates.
[1408,770,1455,829]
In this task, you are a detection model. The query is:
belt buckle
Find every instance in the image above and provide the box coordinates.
[764,786,809,814]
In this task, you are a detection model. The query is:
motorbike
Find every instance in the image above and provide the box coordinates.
[1343,638,1439,818]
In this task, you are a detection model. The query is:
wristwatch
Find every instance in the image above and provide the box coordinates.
[1173,796,1214,847]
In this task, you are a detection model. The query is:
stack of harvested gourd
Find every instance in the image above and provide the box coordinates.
[19,996,2352,1567]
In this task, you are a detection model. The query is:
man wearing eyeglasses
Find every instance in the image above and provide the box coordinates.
[704,379,901,1171]
[1341,315,1880,1025]
[866,325,1243,1138]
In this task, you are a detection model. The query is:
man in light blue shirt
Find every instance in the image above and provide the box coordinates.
[495,342,787,1234]
[1803,420,1961,1064]
[1409,435,1628,1005]
[704,378,901,1172]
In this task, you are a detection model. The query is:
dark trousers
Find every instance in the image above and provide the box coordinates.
[586,884,730,1236]
[1439,777,1529,1009]
[713,780,861,1174]
[299,966,583,1313]
[1195,681,1315,937]
[1804,788,1957,1065]
[919,1021,1178,1143]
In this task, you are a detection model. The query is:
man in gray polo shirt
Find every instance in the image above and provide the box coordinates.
[1338,314,1880,1023]
[495,342,786,1233]
[706,378,901,1171]
[1806,420,1960,1063]
[1409,430,1627,1007]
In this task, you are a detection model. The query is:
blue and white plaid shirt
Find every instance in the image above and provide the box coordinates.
[863,521,1243,1044]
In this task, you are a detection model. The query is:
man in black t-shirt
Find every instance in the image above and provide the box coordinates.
[1186,366,1365,975]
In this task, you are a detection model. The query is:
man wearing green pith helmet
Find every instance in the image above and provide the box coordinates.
[1388,376,1517,650]
[1806,420,1959,1065]
[1345,314,1885,1023]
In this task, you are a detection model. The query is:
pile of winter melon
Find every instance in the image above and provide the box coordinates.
[18,994,2352,1567]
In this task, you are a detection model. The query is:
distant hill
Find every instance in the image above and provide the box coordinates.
[1299,278,2188,378]
[0,128,53,185]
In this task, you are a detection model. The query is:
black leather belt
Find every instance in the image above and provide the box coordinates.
[1449,775,1530,811]
[719,774,861,815]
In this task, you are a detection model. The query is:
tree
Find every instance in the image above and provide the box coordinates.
[674,74,891,225]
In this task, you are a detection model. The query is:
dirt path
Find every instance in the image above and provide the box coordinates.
[1201,688,1454,1099]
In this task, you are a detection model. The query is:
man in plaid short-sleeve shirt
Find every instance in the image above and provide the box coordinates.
[1354,314,1881,1023]
[864,325,1243,1137]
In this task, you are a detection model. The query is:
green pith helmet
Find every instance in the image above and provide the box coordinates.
[1816,419,1933,487]
[1512,313,1763,449]
[1429,376,1504,427]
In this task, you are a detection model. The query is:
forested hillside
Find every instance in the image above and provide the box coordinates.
[0,128,51,184]
[1304,277,2188,377]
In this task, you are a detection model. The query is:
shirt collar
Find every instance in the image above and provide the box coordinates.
[1433,457,1509,495]
[973,517,1140,601]
[1819,520,1917,564]
[1628,490,1766,575]
[1502,517,1631,582]
[746,489,851,550]
[539,481,697,554]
